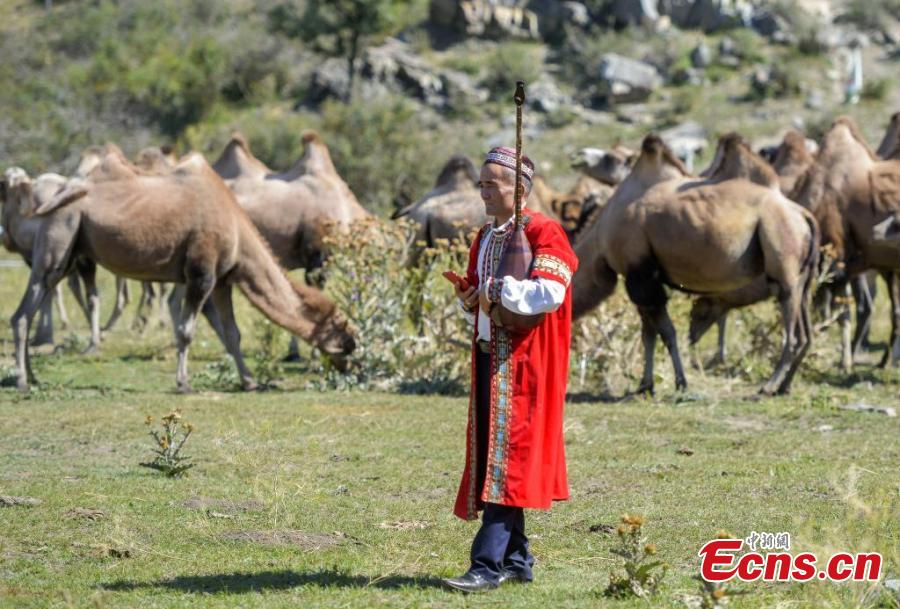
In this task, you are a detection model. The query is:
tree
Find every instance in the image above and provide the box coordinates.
[269,0,407,101]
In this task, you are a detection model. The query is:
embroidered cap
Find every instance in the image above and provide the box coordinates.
[484,146,534,183]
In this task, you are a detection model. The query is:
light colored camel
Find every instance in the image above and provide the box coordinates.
[10,150,356,393]
[572,134,819,395]
[391,155,485,246]
[791,116,900,369]
[1,169,79,347]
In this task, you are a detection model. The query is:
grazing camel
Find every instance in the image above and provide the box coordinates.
[208,131,368,360]
[573,134,819,395]
[10,150,356,393]
[1,169,80,347]
[791,116,900,369]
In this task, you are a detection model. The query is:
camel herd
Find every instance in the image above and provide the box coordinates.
[3,114,900,396]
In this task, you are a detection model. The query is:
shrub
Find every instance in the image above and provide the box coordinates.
[604,514,668,599]
[140,410,196,477]
[310,217,472,394]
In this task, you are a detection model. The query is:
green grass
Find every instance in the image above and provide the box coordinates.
[0,250,898,609]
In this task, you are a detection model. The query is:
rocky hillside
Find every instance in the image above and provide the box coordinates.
[2,0,899,215]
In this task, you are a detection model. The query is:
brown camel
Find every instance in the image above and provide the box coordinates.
[10,150,355,393]
[391,155,485,246]
[791,116,900,369]
[1,169,80,347]
[771,130,815,195]
[688,133,818,365]
[213,132,368,276]
[572,134,819,395]
[209,132,367,360]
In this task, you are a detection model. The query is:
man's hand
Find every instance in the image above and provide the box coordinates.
[456,283,477,312]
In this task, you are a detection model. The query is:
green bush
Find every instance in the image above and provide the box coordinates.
[481,42,543,101]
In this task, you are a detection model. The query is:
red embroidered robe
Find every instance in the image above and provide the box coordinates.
[453,211,578,520]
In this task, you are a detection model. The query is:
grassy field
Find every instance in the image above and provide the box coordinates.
[0,252,898,609]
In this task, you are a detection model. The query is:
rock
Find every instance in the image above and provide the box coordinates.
[308,58,351,103]
[562,1,590,27]
[690,42,711,68]
[0,495,41,507]
[430,0,540,40]
[805,89,825,110]
[605,0,660,28]
[672,66,704,86]
[660,121,708,172]
[816,424,834,432]
[596,53,662,104]
[751,9,794,44]
[885,579,900,593]
[719,36,736,56]
[838,402,897,417]
[528,75,571,113]
[662,0,754,32]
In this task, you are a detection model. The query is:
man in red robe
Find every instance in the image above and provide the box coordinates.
[443,147,578,593]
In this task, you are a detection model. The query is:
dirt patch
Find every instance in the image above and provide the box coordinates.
[721,416,768,432]
[181,496,265,514]
[66,507,104,521]
[378,520,429,531]
[220,530,349,550]
[72,542,133,559]
[0,495,40,507]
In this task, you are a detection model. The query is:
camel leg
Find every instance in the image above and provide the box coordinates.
[102,277,129,333]
[55,283,70,330]
[31,293,55,347]
[776,284,813,395]
[762,283,805,395]
[210,284,258,391]
[879,271,900,368]
[157,283,173,328]
[174,273,216,393]
[66,272,89,325]
[851,273,874,360]
[837,280,853,372]
[284,337,301,362]
[132,281,155,332]
[77,259,101,354]
[711,313,727,366]
[636,311,657,395]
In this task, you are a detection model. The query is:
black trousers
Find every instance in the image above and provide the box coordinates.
[469,348,534,583]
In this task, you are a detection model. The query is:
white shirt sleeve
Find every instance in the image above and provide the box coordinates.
[499,275,566,315]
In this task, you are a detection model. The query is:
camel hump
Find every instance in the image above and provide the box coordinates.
[641,133,690,176]
[294,130,337,176]
[212,133,271,179]
[435,155,478,187]
[174,152,212,175]
[34,177,88,215]
[3,166,30,189]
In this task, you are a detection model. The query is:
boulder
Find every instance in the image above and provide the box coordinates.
[660,0,753,32]
[528,76,571,113]
[308,58,351,103]
[429,0,540,40]
[596,53,662,104]
[690,42,711,68]
[604,0,661,28]
[660,121,707,172]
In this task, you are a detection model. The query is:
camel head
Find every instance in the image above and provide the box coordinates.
[292,280,357,370]
[551,194,584,233]
[1,167,33,218]
[876,111,900,159]
[571,145,636,186]
[689,296,726,345]
[434,155,478,188]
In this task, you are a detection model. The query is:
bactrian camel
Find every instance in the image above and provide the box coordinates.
[572,134,819,396]
[10,149,356,393]
[791,116,900,369]
[1,169,79,347]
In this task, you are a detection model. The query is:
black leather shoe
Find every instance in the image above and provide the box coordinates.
[498,569,532,585]
[441,572,498,593]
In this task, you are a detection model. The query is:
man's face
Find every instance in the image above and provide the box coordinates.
[478,163,516,219]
